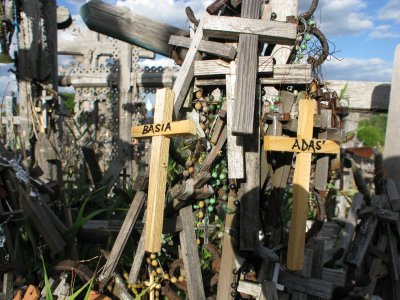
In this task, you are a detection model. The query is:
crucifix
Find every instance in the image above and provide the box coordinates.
[264,99,340,270]
[131,88,197,253]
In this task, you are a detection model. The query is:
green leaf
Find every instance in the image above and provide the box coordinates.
[41,255,54,300]
[67,278,92,300]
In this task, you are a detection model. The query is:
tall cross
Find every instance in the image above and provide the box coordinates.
[131,88,197,253]
[264,99,340,270]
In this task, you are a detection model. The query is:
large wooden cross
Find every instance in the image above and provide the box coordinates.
[264,99,340,270]
[131,88,197,253]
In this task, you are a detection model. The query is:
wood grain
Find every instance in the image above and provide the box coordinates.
[168,35,236,59]
[145,88,173,253]
[264,136,340,154]
[131,120,197,138]
[203,15,297,45]
[287,99,316,270]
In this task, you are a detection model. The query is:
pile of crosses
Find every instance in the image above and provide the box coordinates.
[72,0,394,299]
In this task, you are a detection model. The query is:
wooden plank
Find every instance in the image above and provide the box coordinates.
[194,59,230,76]
[99,191,146,283]
[237,281,261,298]
[315,110,331,192]
[268,0,298,64]
[363,235,388,297]
[239,88,261,250]
[387,224,399,280]
[216,191,237,300]
[387,178,400,211]
[145,89,173,253]
[226,61,244,179]
[82,147,103,186]
[80,0,188,57]
[287,100,316,270]
[231,0,260,135]
[308,238,324,279]
[336,193,363,266]
[168,35,236,59]
[384,45,400,192]
[259,65,312,85]
[179,206,206,300]
[346,216,379,268]
[203,15,297,45]
[278,271,333,299]
[321,268,346,288]
[173,17,204,116]
[264,136,340,154]
[261,281,279,300]
[194,56,273,76]
[128,227,146,283]
[131,120,197,138]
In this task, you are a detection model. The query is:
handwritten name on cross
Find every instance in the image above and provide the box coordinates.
[264,99,340,270]
[131,88,197,253]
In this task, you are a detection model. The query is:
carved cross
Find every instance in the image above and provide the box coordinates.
[264,99,340,270]
[131,88,197,253]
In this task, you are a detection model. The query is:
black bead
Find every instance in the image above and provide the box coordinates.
[229,183,237,191]
[232,268,238,275]
[231,282,237,289]
[231,291,237,297]
[234,200,240,207]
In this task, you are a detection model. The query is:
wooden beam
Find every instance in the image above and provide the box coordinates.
[203,15,297,45]
[383,45,400,191]
[80,0,188,57]
[278,271,333,299]
[287,99,315,270]
[216,192,237,299]
[169,35,236,59]
[131,120,197,138]
[194,56,273,76]
[144,89,173,253]
[179,206,206,299]
[173,17,204,116]
[259,65,312,85]
[231,0,260,135]
[226,61,244,179]
[264,136,340,154]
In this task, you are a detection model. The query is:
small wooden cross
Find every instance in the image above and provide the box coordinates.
[264,99,340,270]
[198,215,219,245]
[131,88,197,253]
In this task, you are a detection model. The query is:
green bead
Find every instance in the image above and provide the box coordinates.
[209,95,214,102]
[208,206,214,212]
[209,104,216,111]
[215,179,221,186]
[217,105,221,109]
[208,114,215,121]
[219,173,226,180]
[222,203,227,210]
[308,19,315,27]
[209,197,216,204]
[304,33,311,41]
[205,199,210,204]
[274,95,281,102]
[193,205,199,209]
[221,160,227,166]
[297,53,304,59]
[270,105,276,110]
[219,96,224,102]
[222,194,228,201]
[222,185,228,191]
[300,44,307,51]
[212,171,218,178]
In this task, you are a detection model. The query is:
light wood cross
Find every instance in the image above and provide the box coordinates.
[264,99,340,270]
[131,88,197,253]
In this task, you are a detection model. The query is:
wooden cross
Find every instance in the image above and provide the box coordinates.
[131,88,197,253]
[264,99,340,270]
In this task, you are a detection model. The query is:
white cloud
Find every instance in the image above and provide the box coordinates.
[115,0,213,29]
[370,25,400,39]
[299,0,373,36]
[378,0,400,23]
[324,57,392,82]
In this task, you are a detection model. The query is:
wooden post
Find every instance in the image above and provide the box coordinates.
[131,88,197,253]
[264,99,340,270]
[384,45,400,192]
[232,0,261,135]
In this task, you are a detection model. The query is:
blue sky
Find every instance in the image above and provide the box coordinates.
[1,0,399,97]
[57,0,400,83]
